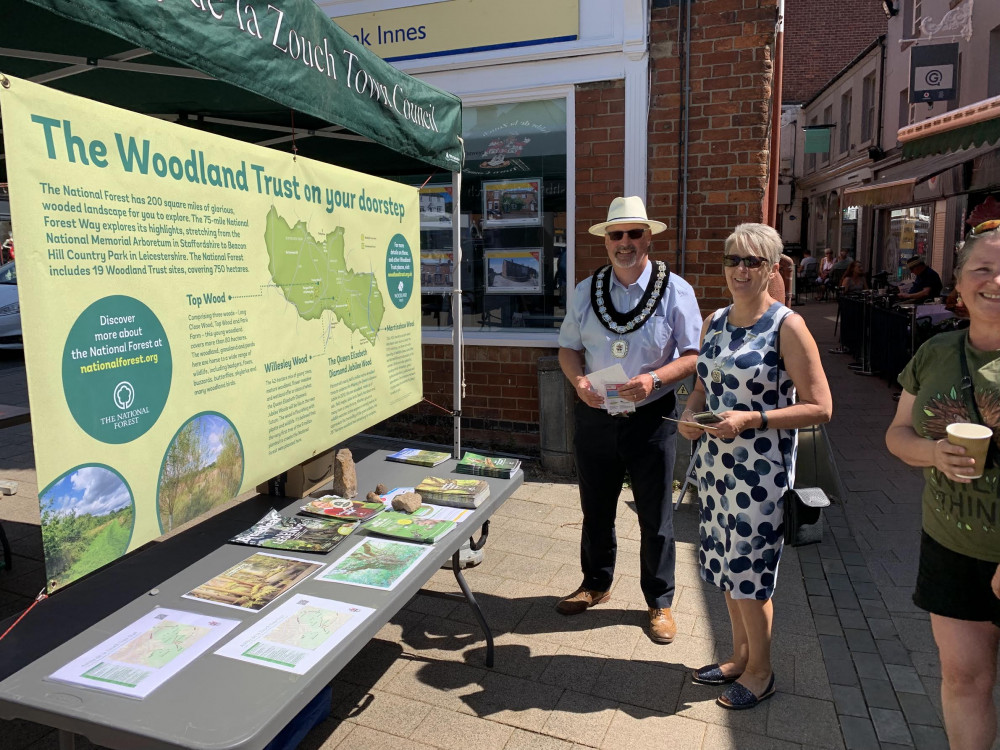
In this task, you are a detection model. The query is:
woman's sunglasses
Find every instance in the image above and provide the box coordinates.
[606,228,647,241]
[969,219,1000,237]
[722,254,768,269]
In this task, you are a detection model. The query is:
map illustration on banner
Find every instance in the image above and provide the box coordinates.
[0,76,423,590]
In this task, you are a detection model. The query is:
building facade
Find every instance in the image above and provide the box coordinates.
[322,0,779,457]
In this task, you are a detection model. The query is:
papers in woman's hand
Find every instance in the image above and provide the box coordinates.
[662,416,718,430]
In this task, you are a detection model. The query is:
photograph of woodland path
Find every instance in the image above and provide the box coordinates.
[39,466,134,590]
[157,413,244,533]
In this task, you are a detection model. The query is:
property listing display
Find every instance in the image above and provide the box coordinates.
[0,77,422,591]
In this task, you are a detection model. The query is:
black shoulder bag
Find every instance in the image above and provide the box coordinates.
[775,312,831,546]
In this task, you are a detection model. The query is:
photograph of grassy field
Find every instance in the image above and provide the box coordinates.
[39,465,135,590]
[157,413,244,533]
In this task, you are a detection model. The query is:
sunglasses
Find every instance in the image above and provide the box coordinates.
[607,228,647,241]
[970,219,1000,237]
[722,254,768,269]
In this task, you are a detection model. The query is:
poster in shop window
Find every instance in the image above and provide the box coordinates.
[0,76,422,591]
[481,178,541,227]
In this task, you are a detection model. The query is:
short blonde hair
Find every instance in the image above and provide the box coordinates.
[723,223,783,265]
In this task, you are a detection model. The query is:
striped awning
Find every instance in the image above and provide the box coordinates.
[843,178,916,208]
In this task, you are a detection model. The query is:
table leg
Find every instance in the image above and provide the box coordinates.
[449,549,494,668]
[58,730,76,750]
[0,520,11,571]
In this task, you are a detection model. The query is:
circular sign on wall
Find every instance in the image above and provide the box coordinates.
[385,234,414,309]
[62,295,172,443]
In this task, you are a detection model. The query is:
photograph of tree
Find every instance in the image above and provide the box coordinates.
[317,537,430,590]
[39,465,135,590]
[157,413,244,533]
[183,552,321,612]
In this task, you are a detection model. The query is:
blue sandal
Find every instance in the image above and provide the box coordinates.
[716,673,775,710]
[691,663,741,686]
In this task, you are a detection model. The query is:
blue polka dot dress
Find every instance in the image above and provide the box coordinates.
[693,302,797,600]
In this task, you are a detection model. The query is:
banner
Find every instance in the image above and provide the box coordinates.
[0,76,422,590]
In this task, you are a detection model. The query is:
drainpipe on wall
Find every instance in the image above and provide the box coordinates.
[677,0,692,276]
[766,0,785,227]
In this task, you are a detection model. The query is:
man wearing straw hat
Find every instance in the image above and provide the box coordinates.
[897,255,942,302]
[556,196,701,643]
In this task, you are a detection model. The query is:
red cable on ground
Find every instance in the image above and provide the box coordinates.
[0,588,47,642]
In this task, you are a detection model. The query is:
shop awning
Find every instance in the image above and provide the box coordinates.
[903,118,1000,159]
[899,95,1000,160]
[843,140,999,207]
[843,178,916,208]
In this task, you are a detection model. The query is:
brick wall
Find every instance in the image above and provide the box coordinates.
[648,0,779,311]
[783,0,886,104]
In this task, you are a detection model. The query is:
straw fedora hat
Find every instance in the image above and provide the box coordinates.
[588,196,667,237]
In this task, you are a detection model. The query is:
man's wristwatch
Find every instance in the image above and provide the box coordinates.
[650,371,662,390]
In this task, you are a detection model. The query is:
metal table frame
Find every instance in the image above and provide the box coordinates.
[0,448,521,750]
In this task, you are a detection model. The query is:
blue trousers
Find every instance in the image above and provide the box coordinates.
[573,394,678,608]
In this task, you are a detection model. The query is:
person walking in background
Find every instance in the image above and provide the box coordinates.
[897,255,943,302]
[679,223,832,709]
[885,218,1000,750]
[556,196,702,644]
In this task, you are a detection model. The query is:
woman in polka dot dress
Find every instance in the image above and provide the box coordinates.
[679,224,832,710]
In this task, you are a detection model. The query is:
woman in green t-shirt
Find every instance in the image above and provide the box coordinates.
[886,219,1000,750]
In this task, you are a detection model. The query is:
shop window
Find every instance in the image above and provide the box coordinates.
[827,193,841,250]
[414,98,567,333]
[883,205,931,281]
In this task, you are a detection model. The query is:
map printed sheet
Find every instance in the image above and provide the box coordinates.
[215,594,375,674]
[47,608,240,699]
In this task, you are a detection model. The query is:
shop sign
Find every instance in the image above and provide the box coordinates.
[910,43,959,103]
[334,0,578,62]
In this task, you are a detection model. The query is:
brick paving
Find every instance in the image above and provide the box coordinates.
[1,301,998,749]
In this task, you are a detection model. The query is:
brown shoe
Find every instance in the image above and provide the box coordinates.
[556,587,610,615]
[648,607,676,643]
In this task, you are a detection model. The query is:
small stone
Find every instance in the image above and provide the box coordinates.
[0,480,18,495]
[391,492,422,513]
[366,491,380,502]
[374,483,388,495]
[331,448,358,498]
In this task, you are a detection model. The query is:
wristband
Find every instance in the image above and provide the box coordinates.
[758,410,768,430]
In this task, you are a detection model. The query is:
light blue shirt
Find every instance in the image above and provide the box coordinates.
[558,260,702,405]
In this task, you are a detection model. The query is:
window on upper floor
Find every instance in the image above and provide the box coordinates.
[806,116,817,172]
[861,73,877,143]
[990,25,1000,98]
[898,88,910,130]
[821,105,833,165]
[840,92,852,154]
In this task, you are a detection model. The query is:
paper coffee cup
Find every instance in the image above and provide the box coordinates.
[945,422,993,479]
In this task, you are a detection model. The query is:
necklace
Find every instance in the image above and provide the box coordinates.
[707,306,772,383]
[590,261,669,358]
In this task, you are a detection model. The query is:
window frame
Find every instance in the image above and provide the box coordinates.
[420,84,576,348]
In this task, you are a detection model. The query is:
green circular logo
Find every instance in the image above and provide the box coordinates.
[385,234,414,309]
[62,296,172,444]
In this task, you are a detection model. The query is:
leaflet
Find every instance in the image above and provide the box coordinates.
[585,364,635,414]
[316,537,432,591]
[47,608,240,699]
[215,594,374,674]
